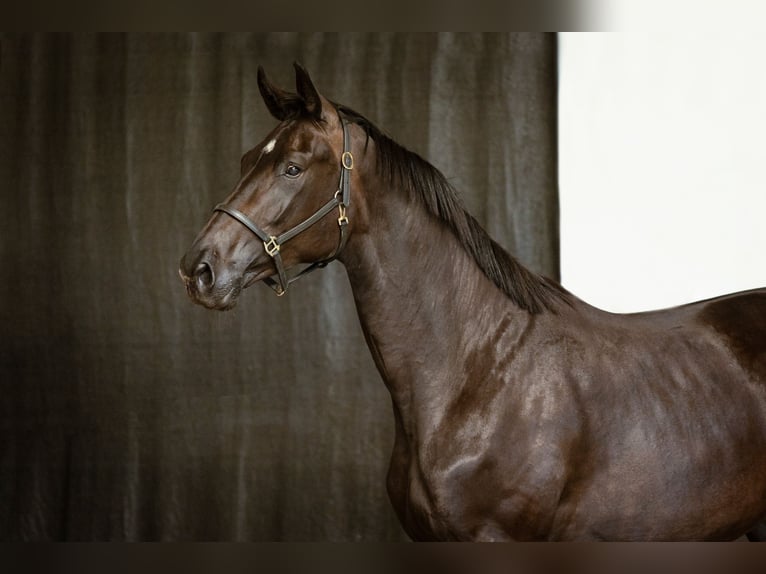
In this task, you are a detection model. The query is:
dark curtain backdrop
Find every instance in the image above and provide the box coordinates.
[0,33,560,541]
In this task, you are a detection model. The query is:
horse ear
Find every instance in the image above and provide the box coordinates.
[257,66,292,121]
[293,62,322,119]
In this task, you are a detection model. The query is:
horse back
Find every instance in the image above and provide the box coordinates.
[694,287,766,379]
[551,287,766,539]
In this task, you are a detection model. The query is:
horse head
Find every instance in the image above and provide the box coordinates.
[179,63,355,309]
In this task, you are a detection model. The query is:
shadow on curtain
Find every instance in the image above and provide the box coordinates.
[0,33,559,540]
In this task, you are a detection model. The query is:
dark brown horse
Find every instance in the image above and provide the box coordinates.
[179,64,766,540]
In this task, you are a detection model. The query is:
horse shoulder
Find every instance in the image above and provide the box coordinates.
[406,313,588,539]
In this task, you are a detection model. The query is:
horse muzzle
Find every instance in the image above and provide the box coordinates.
[179,248,249,310]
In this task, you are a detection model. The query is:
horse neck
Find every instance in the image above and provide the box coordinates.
[339,176,533,437]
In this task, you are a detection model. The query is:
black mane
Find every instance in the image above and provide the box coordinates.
[335,103,571,314]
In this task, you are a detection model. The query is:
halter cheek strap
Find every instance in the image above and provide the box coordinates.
[213,118,353,296]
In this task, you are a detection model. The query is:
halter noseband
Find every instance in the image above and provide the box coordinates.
[213,118,353,297]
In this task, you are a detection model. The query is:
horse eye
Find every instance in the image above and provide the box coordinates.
[285,164,302,178]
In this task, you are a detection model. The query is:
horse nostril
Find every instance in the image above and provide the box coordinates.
[194,261,215,290]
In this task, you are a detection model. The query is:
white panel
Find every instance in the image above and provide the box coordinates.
[559,32,766,312]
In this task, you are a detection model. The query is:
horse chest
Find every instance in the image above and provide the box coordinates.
[387,435,566,541]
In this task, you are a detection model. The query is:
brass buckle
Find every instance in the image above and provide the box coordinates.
[338,203,348,226]
[341,151,354,170]
[264,236,280,256]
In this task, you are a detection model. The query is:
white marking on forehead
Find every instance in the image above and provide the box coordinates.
[263,138,276,154]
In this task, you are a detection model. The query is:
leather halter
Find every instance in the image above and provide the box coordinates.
[213,118,353,296]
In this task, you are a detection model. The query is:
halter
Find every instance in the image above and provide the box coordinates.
[213,118,353,296]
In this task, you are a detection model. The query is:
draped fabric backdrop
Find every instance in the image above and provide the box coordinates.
[0,33,559,541]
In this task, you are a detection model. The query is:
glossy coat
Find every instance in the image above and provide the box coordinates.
[180,64,766,540]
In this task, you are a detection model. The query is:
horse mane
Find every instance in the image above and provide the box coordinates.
[335,103,572,314]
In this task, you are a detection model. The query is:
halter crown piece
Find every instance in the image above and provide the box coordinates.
[213,117,353,296]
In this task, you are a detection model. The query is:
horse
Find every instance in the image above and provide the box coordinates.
[179,63,766,540]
